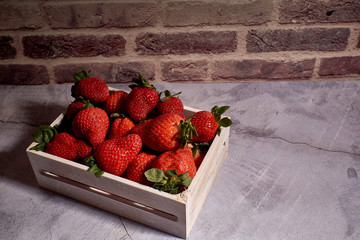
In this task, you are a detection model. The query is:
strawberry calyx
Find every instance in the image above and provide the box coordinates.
[191,142,210,158]
[71,70,91,99]
[159,90,181,102]
[144,168,192,194]
[84,156,104,178]
[129,73,156,90]
[30,125,58,151]
[109,112,126,119]
[179,119,198,148]
[210,105,233,136]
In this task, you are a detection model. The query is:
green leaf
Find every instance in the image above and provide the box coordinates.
[145,168,166,182]
[84,156,104,178]
[146,168,193,194]
[218,117,233,128]
[88,164,104,178]
[178,172,189,181]
[211,105,230,116]
[84,156,96,167]
[30,142,46,151]
[130,73,156,90]
[159,90,181,102]
[30,125,58,151]
[165,169,178,177]
[32,130,44,143]
[181,177,193,188]
[73,70,90,81]
[179,119,198,148]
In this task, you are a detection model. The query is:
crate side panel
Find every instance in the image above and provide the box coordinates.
[26,150,186,219]
[186,126,230,233]
[36,172,188,239]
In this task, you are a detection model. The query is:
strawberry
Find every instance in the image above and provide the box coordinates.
[126,73,159,122]
[130,113,195,152]
[94,134,142,176]
[152,146,197,178]
[72,70,110,103]
[45,132,92,161]
[193,149,207,169]
[104,90,128,115]
[108,117,135,139]
[157,90,185,119]
[189,106,232,143]
[65,100,93,121]
[72,107,109,147]
[126,152,157,185]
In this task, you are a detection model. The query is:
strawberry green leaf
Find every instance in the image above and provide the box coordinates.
[30,125,58,151]
[181,176,193,188]
[129,73,156,90]
[71,70,91,99]
[192,142,210,157]
[145,168,192,194]
[110,113,126,119]
[166,169,178,177]
[211,105,230,116]
[30,142,46,152]
[218,117,233,128]
[179,119,198,148]
[73,70,91,81]
[84,156,104,178]
[178,171,189,181]
[145,168,166,182]
[159,90,181,102]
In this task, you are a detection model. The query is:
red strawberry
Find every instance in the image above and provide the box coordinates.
[193,149,207,169]
[72,107,109,147]
[72,70,110,103]
[104,91,128,115]
[126,73,159,122]
[65,100,93,121]
[45,132,92,161]
[152,146,197,178]
[189,106,232,143]
[94,134,142,176]
[130,113,194,152]
[108,117,135,139]
[157,90,185,119]
[126,152,157,185]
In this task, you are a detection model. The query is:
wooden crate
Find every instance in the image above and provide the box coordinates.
[26,104,230,239]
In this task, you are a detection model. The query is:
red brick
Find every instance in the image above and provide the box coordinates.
[23,35,125,59]
[164,0,272,26]
[318,56,360,76]
[279,0,360,24]
[247,28,350,52]
[0,65,49,85]
[54,62,155,84]
[44,2,157,29]
[0,36,16,59]
[161,61,208,81]
[136,31,237,55]
[0,3,43,30]
[213,59,315,80]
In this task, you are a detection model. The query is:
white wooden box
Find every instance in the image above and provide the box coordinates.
[26,104,230,239]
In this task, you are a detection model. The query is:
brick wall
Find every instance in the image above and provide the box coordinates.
[1,0,360,84]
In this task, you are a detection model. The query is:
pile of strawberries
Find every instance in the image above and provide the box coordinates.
[31,71,232,194]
